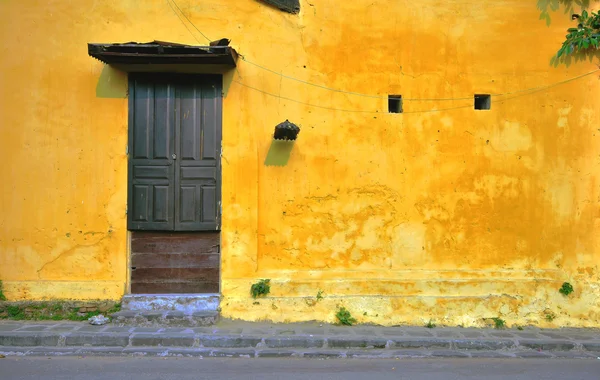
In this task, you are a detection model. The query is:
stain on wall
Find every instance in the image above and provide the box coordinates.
[1,0,599,327]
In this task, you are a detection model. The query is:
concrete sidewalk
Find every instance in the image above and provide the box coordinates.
[1,320,600,359]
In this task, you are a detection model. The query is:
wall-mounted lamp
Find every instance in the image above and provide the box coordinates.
[265,120,300,166]
[273,119,300,141]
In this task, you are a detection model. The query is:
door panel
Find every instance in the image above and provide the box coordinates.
[175,79,221,231]
[128,75,221,232]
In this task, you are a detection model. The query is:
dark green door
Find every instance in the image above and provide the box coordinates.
[128,75,222,231]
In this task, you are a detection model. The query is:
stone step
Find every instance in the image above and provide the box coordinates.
[111,310,218,327]
[121,294,220,313]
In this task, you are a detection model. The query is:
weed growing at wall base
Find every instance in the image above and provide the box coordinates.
[335,307,357,326]
[250,279,271,299]
[559,282,574,296]
[0,280,6,301]
[491,317,506,329]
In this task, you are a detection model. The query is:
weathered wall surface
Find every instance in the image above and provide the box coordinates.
[1,0,599,327]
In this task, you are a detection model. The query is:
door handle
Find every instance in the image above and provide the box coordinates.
[172,154,177,160]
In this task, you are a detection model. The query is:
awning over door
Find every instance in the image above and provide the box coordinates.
[88,40,238,74]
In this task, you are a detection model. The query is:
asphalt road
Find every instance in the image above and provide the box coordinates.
[1,357,600,380]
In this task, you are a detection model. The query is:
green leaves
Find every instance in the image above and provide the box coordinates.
[556,8,600,58]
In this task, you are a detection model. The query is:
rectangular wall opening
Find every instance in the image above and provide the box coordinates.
[388,95,403,113]
[474,94,491,110]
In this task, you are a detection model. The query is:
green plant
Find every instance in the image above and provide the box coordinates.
[6,305,25,320]
[492,317,506,329]
[545,311,557,322]
[250,279,271,299]
[517,326,524,331]
[556,9,600,58]
[425,319,436,329]
[335,306,357,326]
[559,282,574,296]
[316,290,324,301]
[0,280,6,301]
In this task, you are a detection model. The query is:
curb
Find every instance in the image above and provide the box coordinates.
[1,331,600,359]
[1,346,599,359]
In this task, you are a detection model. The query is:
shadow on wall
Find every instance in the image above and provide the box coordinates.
[538,0,593,26]
[96,65,128,98]
[550,49,600,66]
[95,65,236,98]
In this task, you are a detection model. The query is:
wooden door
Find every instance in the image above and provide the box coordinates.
[127,74,222,294]
[128,75,221,232]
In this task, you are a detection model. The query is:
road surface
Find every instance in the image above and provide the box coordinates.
[1,357,599,380]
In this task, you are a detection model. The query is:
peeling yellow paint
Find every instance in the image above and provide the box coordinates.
[1,0,599,327]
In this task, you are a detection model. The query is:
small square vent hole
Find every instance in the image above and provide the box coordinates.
[474,94,491,110]
[388,95,403,113]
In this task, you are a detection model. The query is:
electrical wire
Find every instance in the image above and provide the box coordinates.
[167,0,600,113]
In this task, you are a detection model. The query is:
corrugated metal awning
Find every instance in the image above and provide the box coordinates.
[88,41,238,73]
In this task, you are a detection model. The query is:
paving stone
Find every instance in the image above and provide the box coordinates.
[166,348,212,357]
[112,311,138,318]
[430,350,470,358]
[103,327,132,333]
[582,342,600,351]
[392,338,450,349]
[26,347,81,356]
[0,325,21,332]
[130,333,194,347]
[404,330,434,337]
[160,328,191,333]
[565,335,593,340]
[452,339,514,350]
[327,328,353,336]
[346,350,389,358]
[538,332,569,340]
[302,351,345,358]
[0,332,60,346]
[302,328,327,335]
[165,312,185,319]
[201,336,262,348]
[380,328,405,336]
[192,328,213,334]
[77,326,108,333]
[209,349,256,358]
[513,333,542,339]
[352,328,378,336]
[469,351,515,358]
[551,351,596,359]
[518,340,575,351]
[265,337,324,349]
[132,327,162,333]
[435,330,462,338]
[489,332,515,338]
[123,347,170,355]
[391,350,430,358]
[274,329,297,335]
[17,326,51,332]
[256,350,296,358]
[65,333,130,347]
[0,347,31,355]
[461,331,486,338]
[76,347,126,356]
[210,328,243,335]
[327,337,388,349]
[514,351,553,358]
[144,312,166,321]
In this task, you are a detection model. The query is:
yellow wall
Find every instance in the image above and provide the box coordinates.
[1,0,599,327]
